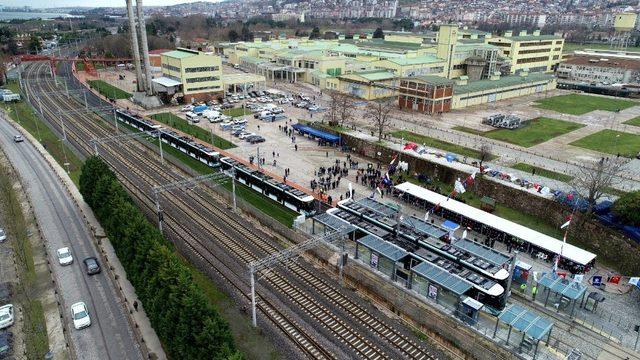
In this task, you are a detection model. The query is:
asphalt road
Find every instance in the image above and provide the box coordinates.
[0,115,143,360]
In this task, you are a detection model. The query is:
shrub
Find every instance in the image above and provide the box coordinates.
[613,190,640,226]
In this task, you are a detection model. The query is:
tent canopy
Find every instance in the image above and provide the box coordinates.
[292,123,341,144]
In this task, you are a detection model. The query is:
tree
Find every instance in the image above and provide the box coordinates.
[228,29,239,42]
[613,190,640,226]
[27,36,41,54]
[571,158,626,215]
[479,143,492,165]
[373,27,384,39]
[323,90,340,125]
[336,92,355,127]
[240,25,253,42]
[365,99,395,142]
[309,26,321,40]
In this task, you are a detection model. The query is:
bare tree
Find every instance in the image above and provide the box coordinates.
[323,90,340,125]
[336,92,355,127]
[572,158,626,214]
[479,143,492,165]
[365,99,395,142]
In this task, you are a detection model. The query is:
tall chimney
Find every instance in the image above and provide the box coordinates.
[136,0,154,95]
[126,0,144,93]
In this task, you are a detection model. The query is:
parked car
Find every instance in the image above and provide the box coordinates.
[180,105,194,112]
[270,107,284,114]
[56,247,73,266]
[83,257,101,275]
[231,129,244,137]
[0,228,5,243]
[308,106,320,112]
[12,135,23,143]
[0,331,13,358]
[233,118,248,125]
[247,135,265,144]
[239,132,255,140]
[0,305,14,330]
[295,101,308,108]
[71,302,91,330]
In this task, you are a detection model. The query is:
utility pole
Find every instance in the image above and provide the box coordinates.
[113,109,119,133]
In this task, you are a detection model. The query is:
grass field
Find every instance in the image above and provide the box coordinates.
[87,80,131,100]
[391,130,496,160]
[624,116,640,127]
[151,112,236,150]
[2,82,84,184]
[223,107,251,117]
[570,129,640,158]
[460,117,584,148]
[511,163,574,182]
[534,94,636,115]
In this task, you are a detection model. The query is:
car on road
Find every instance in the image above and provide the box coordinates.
[83,257,101,275]
[0,331,13,358]
[71,302,91,330]
[56,247,73,266]
[0,305,14,330]
[12,135,23,143]
[0,229,5,243]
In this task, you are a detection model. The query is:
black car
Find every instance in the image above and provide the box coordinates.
[83,257,101,275]
[247,135,265,144]
[0,331,13,359]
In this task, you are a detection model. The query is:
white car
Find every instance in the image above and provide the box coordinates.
[180,105,194,112]
[0,304,14,329]
[13,135,23,143]
[0,228,6,242]
[239,132,255,140]
[56,247,73,266]
[71,302,91,330]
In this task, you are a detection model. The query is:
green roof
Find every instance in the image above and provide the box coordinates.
[384,55,443,65]
[499,34,563,42]
[405,75,454,85]
[311,70,334,79]
[162,49,198,59]
[455,73,554,95]
[341,70,396,82]
[240,56,266,65]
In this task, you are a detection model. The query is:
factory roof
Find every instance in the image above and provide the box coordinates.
[495,34,563,42]
[382,55,444,66]
[454,73,555,95]
[162,48,199,59]
[561,55,640,71]
[402,75,454,85]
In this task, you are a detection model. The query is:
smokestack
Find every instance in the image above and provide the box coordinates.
[126,0,144,93]
[136,0,154,95]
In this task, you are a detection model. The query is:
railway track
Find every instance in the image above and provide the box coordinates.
[24,61,438,359]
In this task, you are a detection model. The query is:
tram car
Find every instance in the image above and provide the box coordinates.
[220,157,315,215]
[160,130,220,167]
[115,109,162,133]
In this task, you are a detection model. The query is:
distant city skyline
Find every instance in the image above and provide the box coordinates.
[0,0,220,8]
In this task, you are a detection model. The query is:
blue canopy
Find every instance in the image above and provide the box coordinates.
[442,220,460,232]
[292,124,341,144]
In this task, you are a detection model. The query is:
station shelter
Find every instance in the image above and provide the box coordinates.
[493,304,554,360]
[537,273,587,318]
[411,260,473,311]
[355,234,408,281]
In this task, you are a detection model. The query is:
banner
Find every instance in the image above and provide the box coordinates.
[591,275,602,286]
[428,284,438,300]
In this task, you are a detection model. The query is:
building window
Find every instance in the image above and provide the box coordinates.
[518,48,551,55]
[162,63,180,72]
[185,66,219,73]
[186,76,220,83]
[519,41,553,47]
[186,85,221,92]
[516,56,549,64]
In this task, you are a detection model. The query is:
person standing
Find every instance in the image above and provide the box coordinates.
[531,284,538,301]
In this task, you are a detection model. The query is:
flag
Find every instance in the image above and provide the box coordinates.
[376,187,383,197]
[462,230,468,239]
[433,202,441,212]
[424,211,429,221]
[348,183,353,199]
[389,154,398,165]
[454,178,466,194]
[560,215,572,229]
[464,171,477,188]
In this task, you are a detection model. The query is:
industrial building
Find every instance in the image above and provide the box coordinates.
[486,30,564,74]
[557,55,640,85]
[218,25,563,109]
[398,71,556,113]
[154,48,224,102]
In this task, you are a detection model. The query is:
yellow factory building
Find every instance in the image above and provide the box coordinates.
[156,48,223,102]
[216,25,563,106]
